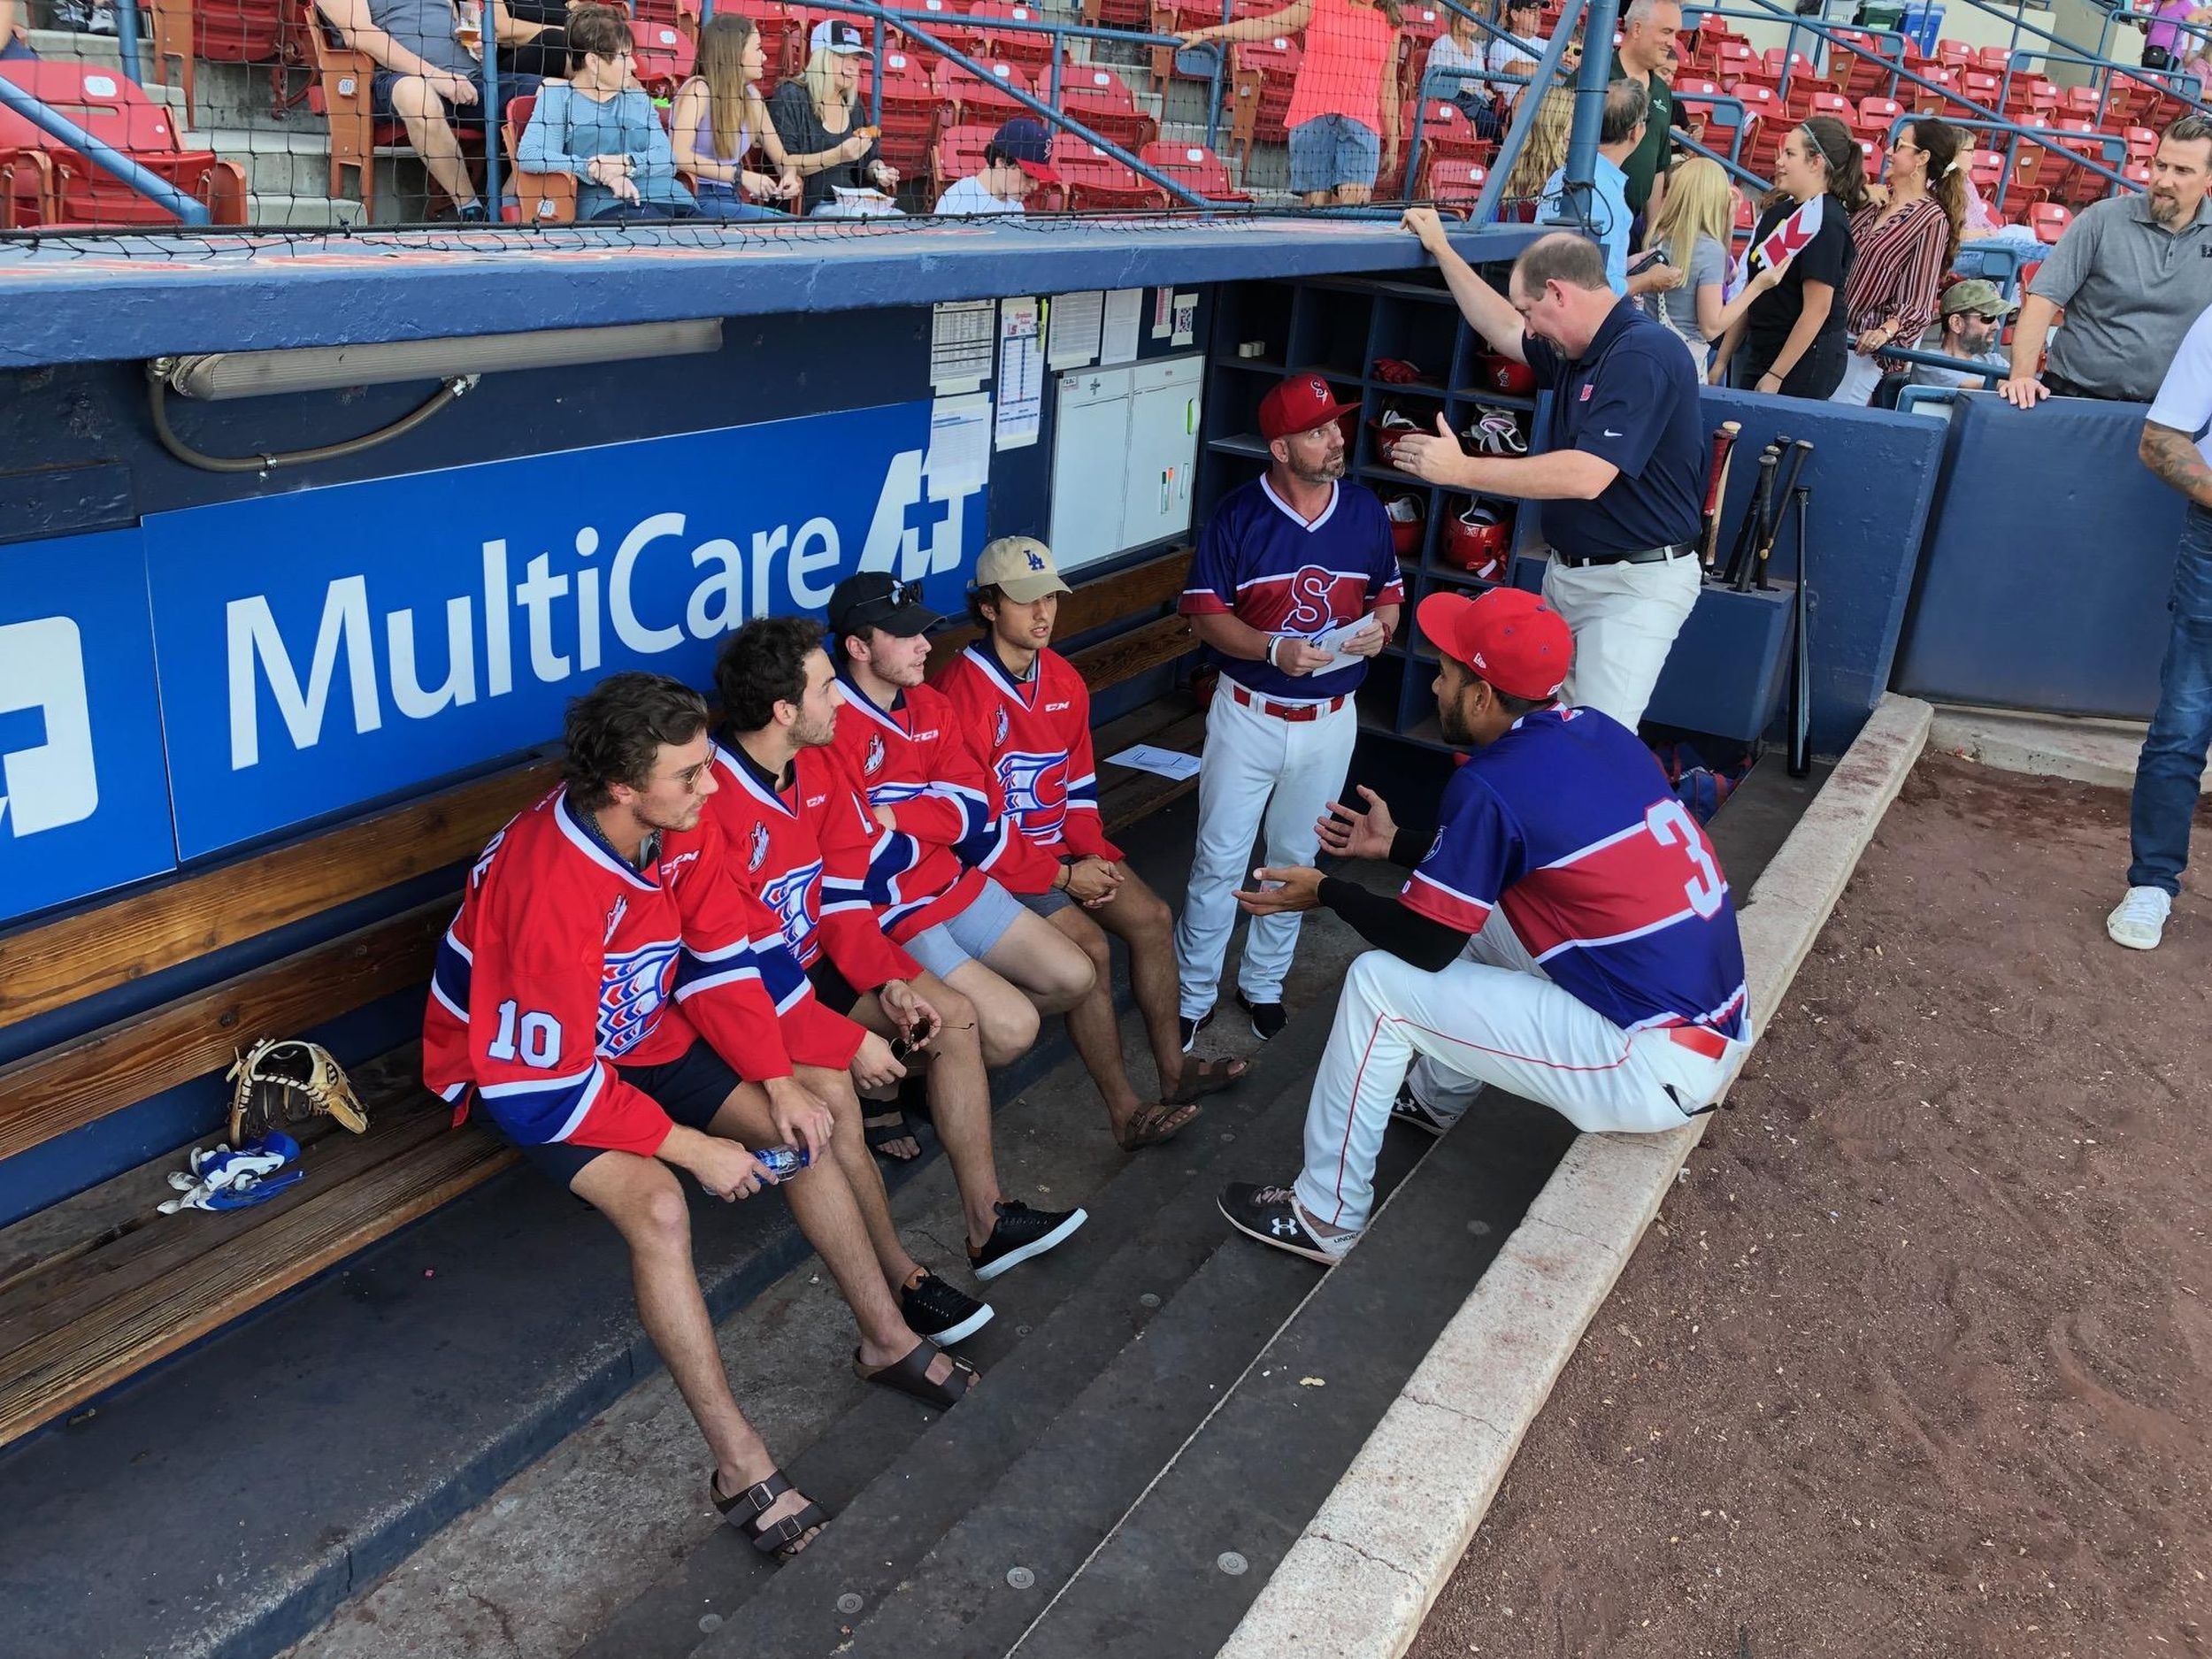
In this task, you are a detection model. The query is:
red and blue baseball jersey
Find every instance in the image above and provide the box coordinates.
[1179,475,1404,703]
[933,642,1121,895]
[422,787,838,1159]
[825,671,995,941]
[1399,708,1750,1039]
[703,739,921,991]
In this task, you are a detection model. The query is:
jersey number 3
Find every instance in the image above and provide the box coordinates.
[1645,799,1725,918]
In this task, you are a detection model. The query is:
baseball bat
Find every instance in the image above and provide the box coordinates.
[1727,447,1779,592]
[1754,439,1814,592]
[1788,484,1812,776]
[1699,420,1742,571]
[1720,443,1776,588]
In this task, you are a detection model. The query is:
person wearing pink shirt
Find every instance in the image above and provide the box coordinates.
[1179,0,1402,204]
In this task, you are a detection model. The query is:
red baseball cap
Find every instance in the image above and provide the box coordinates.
[1416,588,1571,701]
[1259,373,1358,441]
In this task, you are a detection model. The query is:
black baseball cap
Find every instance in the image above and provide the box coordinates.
[828,572,942,641]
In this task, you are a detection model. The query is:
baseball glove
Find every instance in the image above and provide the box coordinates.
[226,1038,371,1147]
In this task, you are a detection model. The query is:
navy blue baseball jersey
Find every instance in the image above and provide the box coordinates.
[1401,707,1750,1039]
[1179,475,1405,703]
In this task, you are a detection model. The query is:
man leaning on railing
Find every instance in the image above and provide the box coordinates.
[2000,113,2212,407]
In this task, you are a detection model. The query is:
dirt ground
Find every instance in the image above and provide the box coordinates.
[1412,753,2212,1659]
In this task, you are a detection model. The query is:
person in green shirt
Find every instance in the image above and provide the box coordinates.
[1609,0,1680,223]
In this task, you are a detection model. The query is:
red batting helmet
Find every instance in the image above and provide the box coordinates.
[1474,352,1538,397]
[1442,500,1511,579]
[1385,493,1425,557]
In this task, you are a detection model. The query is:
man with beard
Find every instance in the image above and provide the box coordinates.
[2000,114,2212,407]
[1903,280,2014,399]
[1214,589,1751,1265]
[1172,376,1403,1050]
[1394,219,1707,733]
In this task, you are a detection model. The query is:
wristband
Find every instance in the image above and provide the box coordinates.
[1263,634,1281,667]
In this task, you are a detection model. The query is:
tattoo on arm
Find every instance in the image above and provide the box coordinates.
[2142,421,2212,509]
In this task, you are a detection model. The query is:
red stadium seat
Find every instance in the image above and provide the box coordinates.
[1959,69,2001,108]
[0,61,245,226]
[1140,137,1249,203]
[1422,156,1486,212]
[2125,124,2159,161]
[1228,33,1301,163]
[501,89,578,223]
[628,18,696,95]
[946,58,1039,127]
[1854,94,1901,136]
[1052,134,1167,209]
[1059,65,1157,151]
[1934,38,1970,69]
[2027,200,2071,242]
[1908,65,1957,115]
[970,0,1060,73]
[930,119,995,194]
[858,49,942,175]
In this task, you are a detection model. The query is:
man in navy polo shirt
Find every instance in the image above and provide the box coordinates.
[1173,373,1405,1046]
[1394,218,1709,732]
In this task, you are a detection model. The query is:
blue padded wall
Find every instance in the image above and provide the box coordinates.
[1893,393,2185,719]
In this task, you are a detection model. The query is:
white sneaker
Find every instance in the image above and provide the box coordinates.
[2106,885,2171,950]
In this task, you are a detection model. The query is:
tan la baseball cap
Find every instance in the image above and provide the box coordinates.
[975,535,1073,603]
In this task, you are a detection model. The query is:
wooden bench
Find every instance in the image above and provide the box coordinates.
[0,547,1201,1451]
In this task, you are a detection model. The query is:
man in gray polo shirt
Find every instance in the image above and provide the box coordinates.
[2001,115,2212,406]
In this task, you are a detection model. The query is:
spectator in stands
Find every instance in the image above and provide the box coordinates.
[1488,0,1570,106]
[2139,0,2193,70]
[491,0,568,81]
[1177,0,1402,206]
[2,0,38,58]
[1538,81,1682,301]
[1832,116,1966,405]
[2109,299,2212,951]
[518,4,695,220]
[1502,85,1574,211]
[671,15,803,219]
[1711,114,1865,398]
[769,19,902,216]
[1609,0,1680,224]
[318,0,544,220]
[1902,278,2011,396]
[1422,8,1494,134]
[2000,114,2212,407]
[933,118,1061,215]
[1638,155,1740,361]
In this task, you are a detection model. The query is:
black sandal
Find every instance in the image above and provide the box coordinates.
[864,1107,921,1161]
[854,1340,979,1409]
[710,1468,829,1559]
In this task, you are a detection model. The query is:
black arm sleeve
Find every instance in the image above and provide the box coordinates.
[1318,876,1472,972]
[1387,825,1432,868]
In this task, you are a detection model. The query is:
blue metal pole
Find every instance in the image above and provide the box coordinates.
[111,0,146,89]
[480,0,501,217]
[1562,0,1618,203]
[871,15,885,124]
[0,73,209,222]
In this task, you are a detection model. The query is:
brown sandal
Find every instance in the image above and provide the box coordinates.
[1116,1099,1202,1151]
[711,1467,828,1559]
[854,1340,979,1410]
[1165,1056,1248,1107]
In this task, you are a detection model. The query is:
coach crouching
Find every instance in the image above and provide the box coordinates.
[1217,588,1750,1264]
[1395,215,1709,733]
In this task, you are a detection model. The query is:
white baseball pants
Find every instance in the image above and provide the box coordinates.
[1293,909,1745,1233]
[1175,689,1357,1019]
[1540,552,1701,732]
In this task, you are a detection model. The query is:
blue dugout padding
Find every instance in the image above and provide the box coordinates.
[1893,393,2185,719]
[1640,389,1945,756]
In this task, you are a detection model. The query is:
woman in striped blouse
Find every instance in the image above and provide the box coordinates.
[1831,117,1968,405]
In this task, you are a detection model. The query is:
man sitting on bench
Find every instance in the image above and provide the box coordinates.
[821,571,1099,1159]
[424,672,979,1561]
[709,618,1089,1283]
[934,537,1247,1151]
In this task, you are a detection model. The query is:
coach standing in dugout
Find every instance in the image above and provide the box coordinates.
[1394,216,1709,732]
[1173,374,1405,1047]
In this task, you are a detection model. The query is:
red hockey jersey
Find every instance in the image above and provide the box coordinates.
[703,737,921,990]
[826,669,996,941]
[421,787,856,1159]
[933,641,1122,895]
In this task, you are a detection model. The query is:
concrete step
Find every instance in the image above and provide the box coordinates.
[571,1001,1346,1659]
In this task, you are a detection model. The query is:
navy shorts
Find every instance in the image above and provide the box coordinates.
[517,1041,740,1190]
[369,66,540,127]
[805,955,864,1017]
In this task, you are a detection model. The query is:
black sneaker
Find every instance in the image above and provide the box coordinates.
[1236,991,1287,1041]
[1217,1182,1356,1265]
[901,1271,994,1347]
[1389,1081,1453,1137]
[1179,1010,1213,1053]
[968,1200,1087,1282]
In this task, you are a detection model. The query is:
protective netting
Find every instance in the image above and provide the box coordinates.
[0,0,1585,242]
